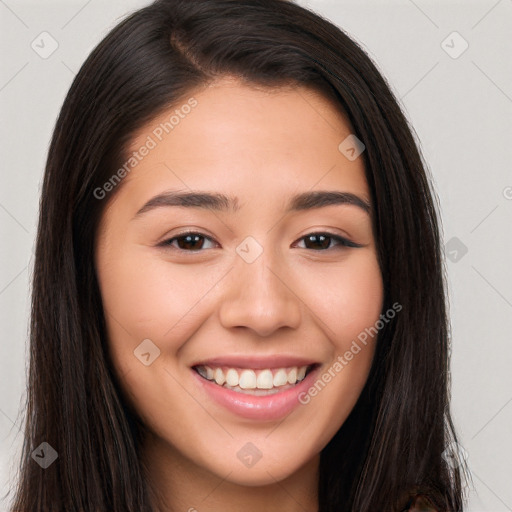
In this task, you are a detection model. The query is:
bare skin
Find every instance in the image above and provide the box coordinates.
[95,78,383,512]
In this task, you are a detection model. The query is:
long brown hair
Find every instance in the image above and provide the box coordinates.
[8,0,469,510]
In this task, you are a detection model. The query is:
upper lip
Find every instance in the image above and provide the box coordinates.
[191,355,320,370]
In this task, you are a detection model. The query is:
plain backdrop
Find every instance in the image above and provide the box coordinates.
[1,1,511,510]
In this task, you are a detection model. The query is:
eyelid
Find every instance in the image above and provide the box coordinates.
[158,230,219,250]
[292,232,363,249]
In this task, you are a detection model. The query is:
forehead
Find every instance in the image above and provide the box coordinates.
[110,79,369,212]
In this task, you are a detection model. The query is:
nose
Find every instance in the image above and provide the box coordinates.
[218,250,302,337]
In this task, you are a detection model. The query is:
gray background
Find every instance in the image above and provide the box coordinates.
[1,0,511,510]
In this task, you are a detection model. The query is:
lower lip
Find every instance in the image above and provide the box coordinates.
[191,365,321,421]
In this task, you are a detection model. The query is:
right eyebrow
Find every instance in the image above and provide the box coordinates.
[133,190,241,218]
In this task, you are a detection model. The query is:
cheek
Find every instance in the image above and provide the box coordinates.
[96,248,216,426]
[293,251,383,431]
[301,250,383,343]
[96,243,236,396]
[98,248,214,342]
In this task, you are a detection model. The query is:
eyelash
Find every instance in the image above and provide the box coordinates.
[160,231,362,252]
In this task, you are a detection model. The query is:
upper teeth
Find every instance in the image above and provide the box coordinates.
[196,365,309,389]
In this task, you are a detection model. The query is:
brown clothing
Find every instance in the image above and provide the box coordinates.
[406,494,438,511]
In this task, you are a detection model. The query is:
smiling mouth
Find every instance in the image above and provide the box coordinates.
[192,364,319,395]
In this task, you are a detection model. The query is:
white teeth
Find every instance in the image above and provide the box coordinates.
[273,369,288,387]
[256,369,273,389]
[195,364,311,390]
[287,368,297,384]
[225,368,239,387]
[214,368,225,386]
[239,369,257,389]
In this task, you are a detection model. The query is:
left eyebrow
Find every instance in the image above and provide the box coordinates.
[288,190,371,214]
[133,189,371,218]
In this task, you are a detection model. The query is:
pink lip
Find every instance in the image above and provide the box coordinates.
[191,355,318,370]
[191,364,321,421]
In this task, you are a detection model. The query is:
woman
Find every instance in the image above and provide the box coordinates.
[9,0,468,510]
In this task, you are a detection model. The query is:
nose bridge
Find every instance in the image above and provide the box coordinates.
[218,238,302,336]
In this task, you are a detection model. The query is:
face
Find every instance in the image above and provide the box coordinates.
[95,79,383,487]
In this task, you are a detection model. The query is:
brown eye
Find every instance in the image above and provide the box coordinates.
[303,234,332,250]
[295,232,362,251]
[162,232,216,251]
